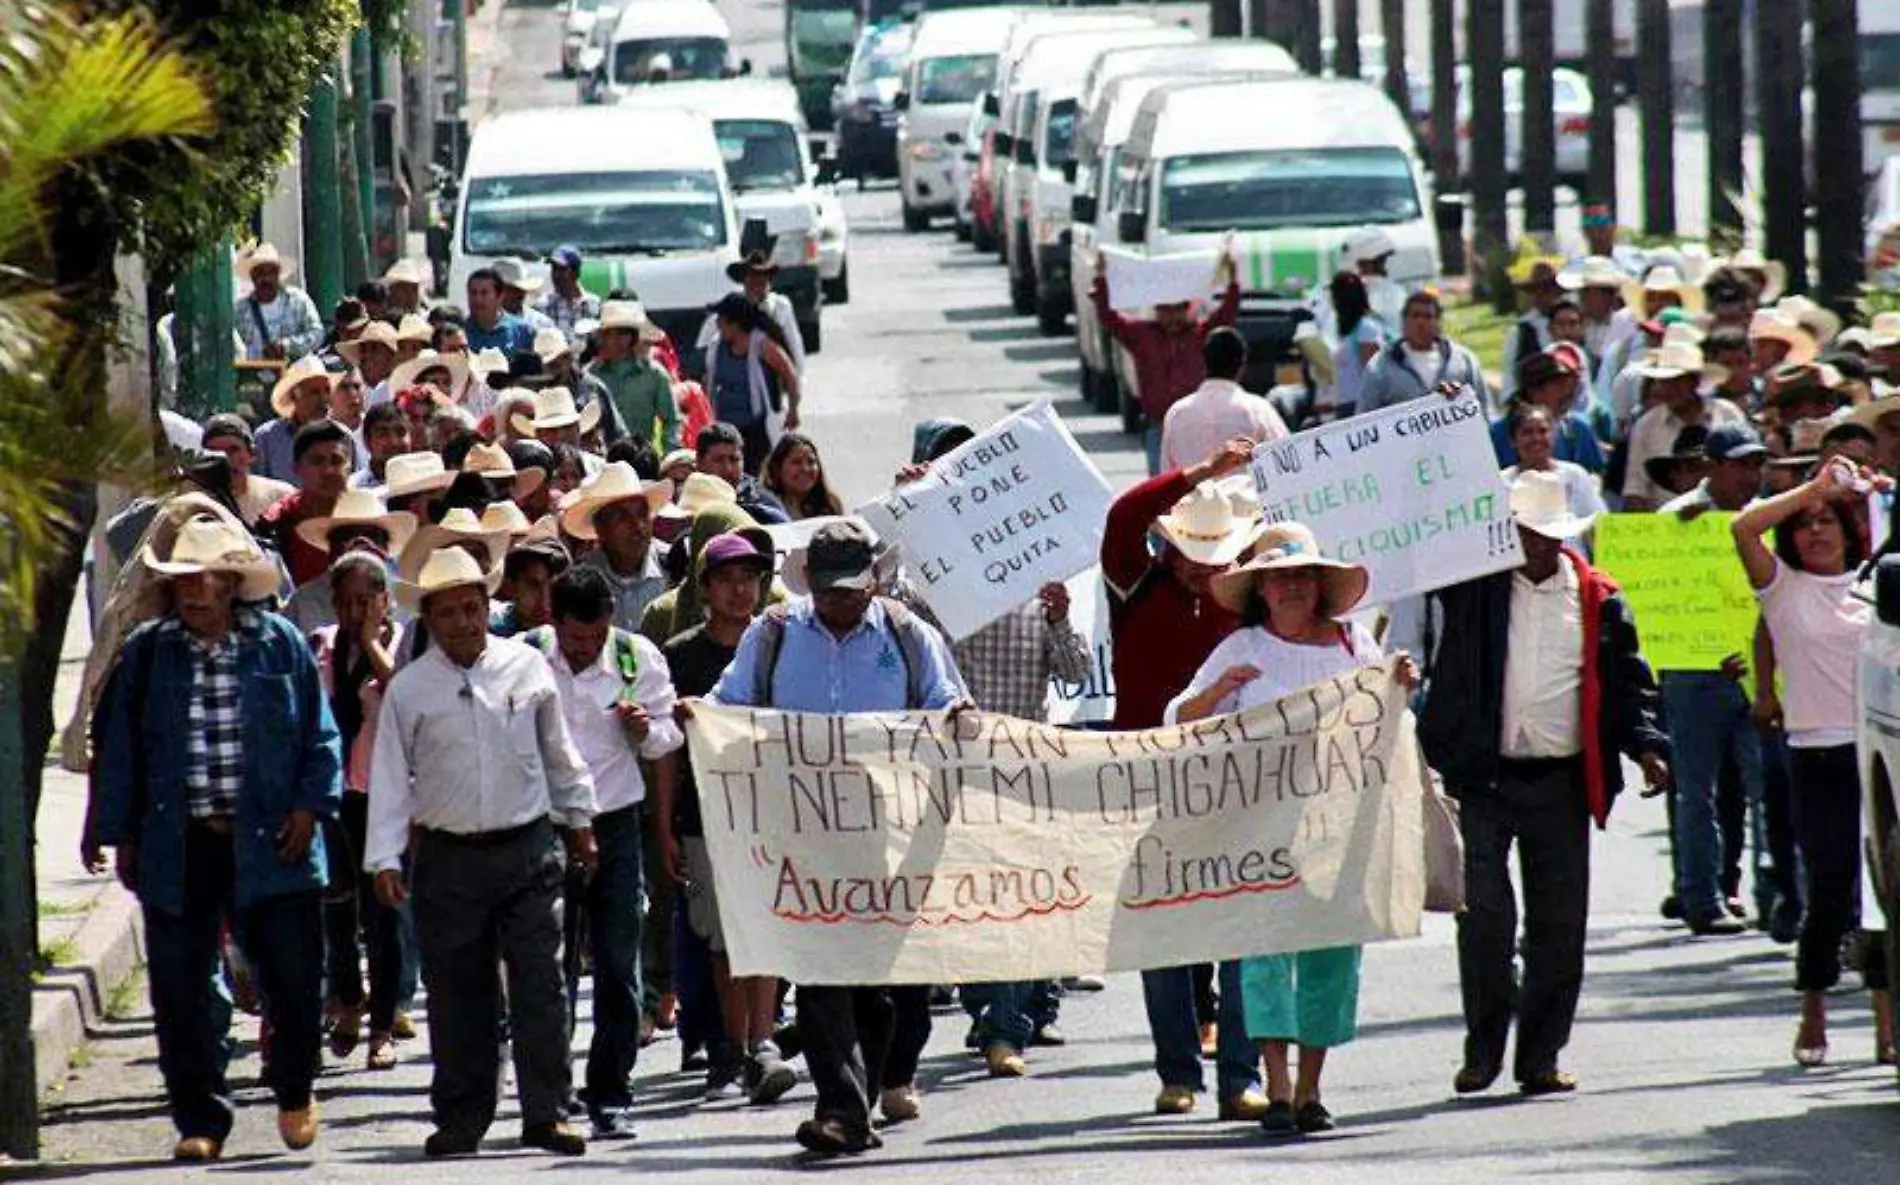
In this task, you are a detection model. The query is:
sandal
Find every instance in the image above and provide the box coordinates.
[366,1034,397,1071]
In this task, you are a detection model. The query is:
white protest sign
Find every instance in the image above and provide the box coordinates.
[1046,568,1114,726]
[858,402,1113,639]
[1249,395,1522,605]
[1100,244,1222,312]
[684,662,1427,984]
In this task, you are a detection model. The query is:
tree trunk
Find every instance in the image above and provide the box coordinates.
[1703,0,1744,250]
[1381,0,1408,115]
[1469,0,1510,306]
[1811,0,1863,314]
[1332,0,1360,78]
[1585,0,1617,214]
[1636,0,1674,237]
[1756,0,1805,290]
[1519,0,1557,234]
[1430,0,1463,273]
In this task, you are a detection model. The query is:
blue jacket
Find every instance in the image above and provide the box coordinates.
[91,610,342,914]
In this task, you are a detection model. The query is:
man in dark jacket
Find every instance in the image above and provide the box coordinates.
[1418,470,1669,1098]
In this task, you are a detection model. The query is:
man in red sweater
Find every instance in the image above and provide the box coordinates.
[1092,249,1241,476]
[1099,436,1269,1119]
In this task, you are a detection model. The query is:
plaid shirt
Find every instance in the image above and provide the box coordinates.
[235,286,325,361]
[163,609,264,819]
[895,585,1091,721]
[535,287,602,339]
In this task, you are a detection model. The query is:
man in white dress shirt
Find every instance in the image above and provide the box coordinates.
[522,565,683,1140]
[367,547,598,1159]
[1158,328,1289,474]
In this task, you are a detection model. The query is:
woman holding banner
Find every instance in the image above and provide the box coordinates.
[1165,522,1418,1137]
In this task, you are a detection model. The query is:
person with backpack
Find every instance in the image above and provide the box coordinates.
[701,518,967,1158]
[522,565,683,1140]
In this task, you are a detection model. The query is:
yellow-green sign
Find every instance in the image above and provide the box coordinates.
[1595,511,1758,671]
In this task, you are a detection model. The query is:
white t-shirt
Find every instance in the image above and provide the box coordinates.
[1402,343,1444,391]
[1165,620,1384,722]
[1757,562,1868,748]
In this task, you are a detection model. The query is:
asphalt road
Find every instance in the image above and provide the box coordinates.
[30,2,1895,1180]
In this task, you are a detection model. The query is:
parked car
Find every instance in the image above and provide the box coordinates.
[953,101,993,245]
[896,7,1019,232]
[1411,65,1593,190]
[832,21,914,184]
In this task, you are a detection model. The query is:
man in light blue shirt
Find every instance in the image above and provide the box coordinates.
[706,519,965,1157]
[463,267,536,355]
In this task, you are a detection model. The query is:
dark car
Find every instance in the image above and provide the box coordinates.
[831,21,913,185]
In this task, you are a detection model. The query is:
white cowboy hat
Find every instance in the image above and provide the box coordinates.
[382,258,426,287]
[1509,470,1596,540]
[1566,254,1628,290]
[656,471,737,521]
[294,488,418,553]
[336,320,399,364]
[779,517,901,597]
[1852,384,1900,431]
[396,507,512,584]
[1625,264,1703,315]
[510,386,601,437]
[1869,312,1900,351]
[395,543,502,613]
[383,451,456,502]
[559,462,675,540]
[1341,227,1397,265]
[462,440,546,500]
[239,242,296,282]
[387,349,471,403]
[1774,295,1842,348]
[490,257,545,295]
[1150,483,1265,568]
[532,327,574,364]
[143,515,284,602]
[1723,248,1788,302]
[394,313,434,345]
[467,347,512,380]
[1639,340,1728,385]
[1836,326,1877,354]
[598,300,665,343]
[269,354,334,418]
[658,447,697,476]
[479,500,533,537]
[1208,521,1369,617]
[1748,309,1819,367]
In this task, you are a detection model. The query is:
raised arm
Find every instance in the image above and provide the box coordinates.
[1731,461,1860,589]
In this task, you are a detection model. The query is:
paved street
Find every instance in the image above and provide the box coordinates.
[28,1,1898,1179]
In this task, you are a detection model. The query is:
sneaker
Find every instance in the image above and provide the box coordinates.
[749,1049,798,1106]
[985,1046,1027,1077]
[590,1108,638,1140]
[878,1085,921,1124]
[1153,1084,1195,1115]
[1030,1022,1066,1047]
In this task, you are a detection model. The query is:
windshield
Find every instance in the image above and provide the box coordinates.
[1866,35,1900,91]
[848,28,911,86]
[613,37,729,83]
[1160,147,1420,233]
[715,120,806,192]
[917,53,997,104]
[1043,99,1077,167]
[463,170,727,254]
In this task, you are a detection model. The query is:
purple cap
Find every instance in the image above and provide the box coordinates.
[698,532,772,579]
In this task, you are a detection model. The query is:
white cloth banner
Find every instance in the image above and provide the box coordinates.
[684,663,1427,984]
[1100,244,1222,312]
[1046,569,1114,726]
[857,401,1112,640]
[1249,394,1523,606]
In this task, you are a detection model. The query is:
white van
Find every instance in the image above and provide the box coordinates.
[894,7,1034,232]
[1865,4,1900,177]
[610,79,842,351]
[587,0,737,106]
[1069,58,1298,413]
[1856,557,1900,1075]
[1008,25,1196,333]
[1109,76,1438,407]
[451,106,738,355]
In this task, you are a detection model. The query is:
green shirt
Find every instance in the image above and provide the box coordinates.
[590,357,679,449]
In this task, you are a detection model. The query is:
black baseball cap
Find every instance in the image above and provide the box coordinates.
[805,521,878,593]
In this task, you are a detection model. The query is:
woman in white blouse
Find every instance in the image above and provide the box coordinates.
[1732,457,1895,1068]
[1166,522,1418,1137]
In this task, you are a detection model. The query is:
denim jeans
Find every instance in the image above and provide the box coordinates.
[583,803,646,1111]
[1142,424,1162,477]
[145,825,324,1141]
[961,980,1059,1052]
[1141,961,1259,1098]
[1662,673,1767,921]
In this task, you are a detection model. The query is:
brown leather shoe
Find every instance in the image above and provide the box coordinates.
[1217,1089,1270,1121]
[1519,1069,1579,1096]
[794,1117,882,1156]
[878,1085,921,1123]
[278,1103,318,1150]
[1453,1062,1502,1094]
[985,1046,1027,1078]
[521,1121,587,1156]
[173,1136,222,1162]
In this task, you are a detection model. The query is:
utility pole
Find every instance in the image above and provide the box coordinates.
[1381,0,1408,114]
[301,64,345,317]
[1332,0,1360,77]
[173,242,237,419]
[1811,0,1864,313]
[1211,0,1242,39]
[1430,0,1463,273]
[1,659,37,1158]
[1519,0,1557,235]
[1585,0,1617,220]
[1703,0,1744,251]
[1756,0,1805,288]
[1635,0,1674,238]
[1469,0,1509,304]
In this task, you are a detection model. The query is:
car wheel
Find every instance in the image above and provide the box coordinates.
[901,201,930,233]
[1035,290,1068,337]
[822,261,850,305]
[799,315,822,356]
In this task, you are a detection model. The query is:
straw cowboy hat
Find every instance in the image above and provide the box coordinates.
[383,258,426,287]
[396,507,511,583]
[1748,308,1819,367]
[490,257,545,295]
[1774,295,1841,347]
[725,248,780,283]
[1625,265,1703,315]
[294,488,417,553]
[395,544,502,612]
[143,515,284,602]
[1766,361,1846,412]
[269,354,334,417]
[395,313,434,345]
[239,242,296,282]
[462,440,546,501]
[1721,247,1788,303]
[388,348,471,403]
[533,327,574,365]
[598,299,665,343]
[1852,382,1900,432]
[656,471,737,521]
[383,451,456,502]
[780,517,903,597]
[658,447,697,478]
[1150,483,1265,567]
[1209,521,1369,617]
[337,320,399,365]
[1868,312,1900,351]
[1639,340,1728,386]
[1509,470,1597,540]
[510,386,601,437]
[1506,244,1577,290]
[559,461,675,540]
[1564,254,1628,291]
[479,500,534,538]
[468,348,512,382]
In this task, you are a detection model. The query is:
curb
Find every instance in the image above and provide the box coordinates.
[31,884,145,1096]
